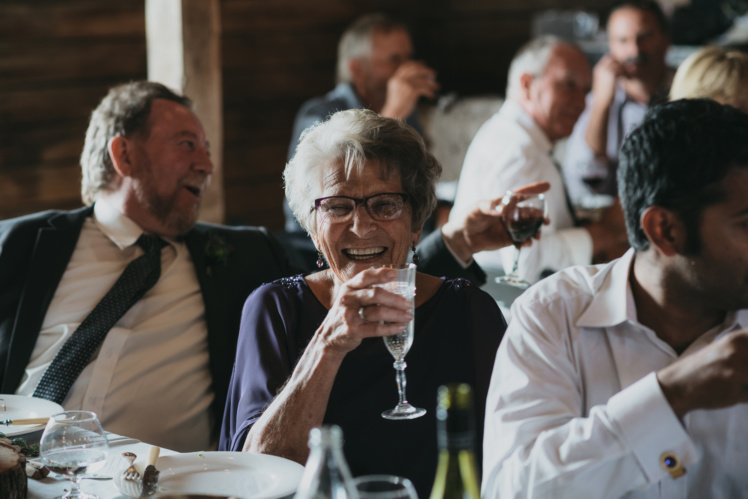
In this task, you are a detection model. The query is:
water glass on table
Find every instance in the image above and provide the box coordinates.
[39,410,110,499]
[375,263,426,420]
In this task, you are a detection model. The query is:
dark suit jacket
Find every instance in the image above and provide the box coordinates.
[0,206,293,438]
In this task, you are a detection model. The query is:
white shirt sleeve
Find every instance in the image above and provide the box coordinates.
[482,294,698,499]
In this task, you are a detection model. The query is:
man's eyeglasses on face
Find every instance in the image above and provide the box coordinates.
[313,193,409,222]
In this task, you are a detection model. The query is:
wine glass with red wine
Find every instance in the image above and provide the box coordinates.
[497,191,547,289]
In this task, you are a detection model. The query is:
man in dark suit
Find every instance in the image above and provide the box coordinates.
[0,81,528,451]
[0,81,295,451]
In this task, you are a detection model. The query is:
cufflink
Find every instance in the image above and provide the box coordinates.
[660,452,686,479]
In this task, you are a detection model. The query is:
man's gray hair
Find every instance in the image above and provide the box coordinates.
[336,13,408,84]
[506,35,566,100]
[80,81,191,205]
[284,108,441,238]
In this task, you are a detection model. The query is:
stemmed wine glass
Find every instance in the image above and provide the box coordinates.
[40,411,110,499]
[497,191,547,289]
[376,263,426,420]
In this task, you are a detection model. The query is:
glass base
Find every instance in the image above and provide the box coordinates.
[382,403,426,420]
[56,491,99,499]
[496,274,530,289]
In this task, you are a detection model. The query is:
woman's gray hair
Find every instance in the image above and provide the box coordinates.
[336,13,408,84]
[285,108,442,238]
[80,81,191,205]
[506,35,565,100]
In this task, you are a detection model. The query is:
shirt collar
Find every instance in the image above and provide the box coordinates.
[332,83,364,110]
[502,99,554,155]
[577,247,748,332]
[576,248,636,328]
[93,198,176,250]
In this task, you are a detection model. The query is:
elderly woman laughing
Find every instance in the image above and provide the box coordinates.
[219,109,506,496]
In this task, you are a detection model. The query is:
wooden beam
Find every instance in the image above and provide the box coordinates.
[145,0,225,224]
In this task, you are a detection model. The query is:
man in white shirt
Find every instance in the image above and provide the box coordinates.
[483,99,748,498]
[563,0,672,202]
[451,36,627,283]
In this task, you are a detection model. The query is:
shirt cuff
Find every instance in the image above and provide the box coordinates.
[555,227,594,266]
[608,372,699,484]
[441,231,474,269]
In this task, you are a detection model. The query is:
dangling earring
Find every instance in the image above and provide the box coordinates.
[411,243,419,265]
[316,250,325,268]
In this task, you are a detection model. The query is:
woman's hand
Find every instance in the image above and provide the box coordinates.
[316,267,413,356]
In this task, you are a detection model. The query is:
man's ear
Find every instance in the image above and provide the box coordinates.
[108,136,133,178]
[519,73,535,100]
[640,206,687,257]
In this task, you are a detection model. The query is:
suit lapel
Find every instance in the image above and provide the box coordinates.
[184,226,230,363]
[2,207,92,392]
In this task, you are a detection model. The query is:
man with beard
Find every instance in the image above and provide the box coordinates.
[0,81,536,451]
[563,0,672,202]
[483,99,748,498]
[0,81,291,452]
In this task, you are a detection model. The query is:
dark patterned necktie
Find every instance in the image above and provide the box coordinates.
[33,234,166,404]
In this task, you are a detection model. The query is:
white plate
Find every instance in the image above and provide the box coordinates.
[0,394,64,437]
[156,451,304,499]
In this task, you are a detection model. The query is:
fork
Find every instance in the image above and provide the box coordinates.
[121,452,140,481]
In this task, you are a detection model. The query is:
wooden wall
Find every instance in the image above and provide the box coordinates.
[1,0,613,230]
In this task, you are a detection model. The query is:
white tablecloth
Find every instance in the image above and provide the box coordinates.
[27,432,177,499]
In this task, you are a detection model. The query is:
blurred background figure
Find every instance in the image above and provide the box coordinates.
[563,0,672,203]
[283,13,439,238]
[669,45,748,112]
[450,36,628,285]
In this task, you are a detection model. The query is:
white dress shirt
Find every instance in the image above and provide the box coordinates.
[16,199,214,452]
[563,86,648,201]
[483,248,748,499]
[450,99,592,283]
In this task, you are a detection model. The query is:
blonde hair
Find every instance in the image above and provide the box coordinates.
[670,46,748,112]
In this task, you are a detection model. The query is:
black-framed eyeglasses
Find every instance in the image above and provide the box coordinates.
[313,193,409,222]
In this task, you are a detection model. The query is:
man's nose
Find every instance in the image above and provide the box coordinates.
[194,147,214,174]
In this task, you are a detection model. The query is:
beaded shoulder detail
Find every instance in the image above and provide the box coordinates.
[279,274,305,288]
[451,277,472,290]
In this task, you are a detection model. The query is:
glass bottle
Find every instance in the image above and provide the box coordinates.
[294,425,359,499]
[429,383,481,499]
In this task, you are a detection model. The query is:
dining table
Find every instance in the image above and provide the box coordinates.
[25,431,303,499]
[27,432,176,499]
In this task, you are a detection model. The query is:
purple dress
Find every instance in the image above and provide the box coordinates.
[219,275,506,497]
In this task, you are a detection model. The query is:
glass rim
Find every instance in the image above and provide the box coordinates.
[353,474,415,484]
[49,410,100,423]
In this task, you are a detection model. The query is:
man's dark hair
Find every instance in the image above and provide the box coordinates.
[608,0,670,37]
[619,98,748,253]
[80,80,192,204]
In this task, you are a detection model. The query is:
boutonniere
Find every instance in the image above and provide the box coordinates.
[204,232,234,276]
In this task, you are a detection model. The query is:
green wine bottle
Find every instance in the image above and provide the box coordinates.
[429,383,481,499]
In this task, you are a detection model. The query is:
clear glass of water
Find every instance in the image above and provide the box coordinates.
[376,263,426,420]
[40,410,110,499]
[353,474,418,499]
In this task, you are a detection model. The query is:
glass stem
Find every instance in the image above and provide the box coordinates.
[509,248,521,276]
[68,476,82,498]
[393,359,408,406]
